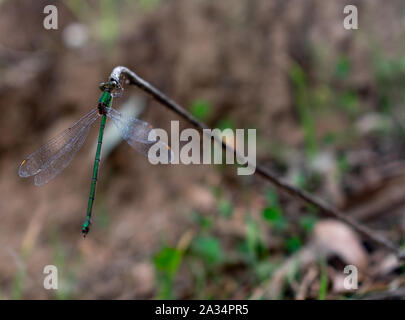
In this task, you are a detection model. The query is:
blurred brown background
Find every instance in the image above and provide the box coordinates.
[1,0,405,299]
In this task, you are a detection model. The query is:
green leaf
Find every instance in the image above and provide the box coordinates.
[191,236,223,265]
[190,99,212,121]
[335,57,351,78]
[262,189,286,230]
[218,199,233,218]
[262,207,281,222]
[153,247,183,276]
[286,236,302,253]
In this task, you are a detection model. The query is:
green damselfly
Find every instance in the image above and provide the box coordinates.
[19,80,172,236]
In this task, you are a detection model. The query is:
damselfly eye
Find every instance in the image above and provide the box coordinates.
[110,81,118,89]
[98,82,107,91]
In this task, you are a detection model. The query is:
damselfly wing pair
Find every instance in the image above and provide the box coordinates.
[18,80,173,236]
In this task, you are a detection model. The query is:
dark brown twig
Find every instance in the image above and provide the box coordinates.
[109,66,405,260]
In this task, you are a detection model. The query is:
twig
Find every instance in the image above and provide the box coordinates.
[109,66,405,260]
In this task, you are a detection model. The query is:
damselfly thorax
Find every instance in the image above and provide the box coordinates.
[97,91,112,115]
[97,80,119,115]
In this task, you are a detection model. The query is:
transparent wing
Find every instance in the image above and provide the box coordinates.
[33,122,93,186]
[106,107,173,163]
[19,108,99,185]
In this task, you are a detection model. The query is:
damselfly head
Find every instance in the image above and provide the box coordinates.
[98,81,116,92]
[99,80,123,97]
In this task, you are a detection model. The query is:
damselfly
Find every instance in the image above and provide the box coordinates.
[19,80,172,236]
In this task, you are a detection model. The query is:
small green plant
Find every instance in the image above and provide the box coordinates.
[245,218,260,262]
[334,56,351,79]
[190,235,224,266]
[262,188,286,231]
[185,234,225,298]
[11,267,24,300]
[290,63,318,158]
[338,90,359,116]
[243,216,268,266]
[153,246,183,299]
[318,258,328,300]
[217,199,233,219]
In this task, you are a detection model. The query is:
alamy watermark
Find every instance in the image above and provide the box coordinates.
[43,5,58,30]
[43,265,58,290]
[147,121,257,176]
[343,5,358,30]
[43,4,358,32]
[343,264,358,290]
